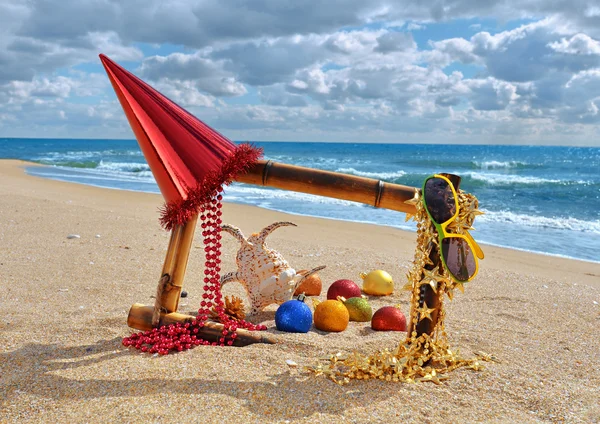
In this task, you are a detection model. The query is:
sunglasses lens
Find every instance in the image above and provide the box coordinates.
[424,177,456,224]
[441,237,476,282]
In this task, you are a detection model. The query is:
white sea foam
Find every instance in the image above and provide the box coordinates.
[226,184,363,207]
[263,155,372,168]
[468,172,563,185]
[335,167,406,180]
[44,160,155,182]
[32,169,157,184]
[479,209,600,234]
[474,160,528,169]
[97,160,151,173]
[36,150,143,161]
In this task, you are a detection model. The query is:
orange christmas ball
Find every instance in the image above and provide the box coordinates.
[293,270,322,297]
[313,299,350,332]
[371,306,407,331]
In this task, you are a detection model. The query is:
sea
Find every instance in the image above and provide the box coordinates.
[1,138,599,263]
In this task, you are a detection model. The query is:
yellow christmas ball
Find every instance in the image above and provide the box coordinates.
[360,270,394,296]
[313,299,350,332]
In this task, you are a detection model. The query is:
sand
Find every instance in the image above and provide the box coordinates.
[1,159,599,423]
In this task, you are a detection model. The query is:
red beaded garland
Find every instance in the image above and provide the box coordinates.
[123,190,266,354]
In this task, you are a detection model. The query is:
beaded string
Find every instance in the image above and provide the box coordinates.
[123,188,266,354]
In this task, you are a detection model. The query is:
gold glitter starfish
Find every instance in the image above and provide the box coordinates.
[417,301,435,321]
[420,266,450,291]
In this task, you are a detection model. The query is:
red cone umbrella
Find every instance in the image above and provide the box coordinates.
[99,54,262,230]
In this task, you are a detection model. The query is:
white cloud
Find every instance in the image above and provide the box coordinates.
[406,22,425,31]
[374,32,416,53]
[139,53,247,97]
[1,1,600,144]
[152,80,215,107]
[260,85,309,107]
[548,33,600,55]
[467,78,519,111]
[429,37,478,66]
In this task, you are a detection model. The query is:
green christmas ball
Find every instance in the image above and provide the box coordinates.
[343,297,373,322]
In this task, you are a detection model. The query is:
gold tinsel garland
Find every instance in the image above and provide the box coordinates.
[308,189,494,385]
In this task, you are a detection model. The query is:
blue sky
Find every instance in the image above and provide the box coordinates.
[1,1,600,146]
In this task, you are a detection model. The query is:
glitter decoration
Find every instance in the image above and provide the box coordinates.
[313,298,350,332]
[308,187,492,384]
[360,269,394,296]
[275,294,313,333]
[343,297,373,322]
[371,306,407,331]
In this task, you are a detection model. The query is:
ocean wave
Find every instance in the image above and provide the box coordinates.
[226,184,365,207]
[473,160,530,170]
[479,210,600,234]
[335,167,406,180]
[466,172,565,186]
[33,149,143,162]
[97,160,150,173]
[263,155,372,169]
[39,159,155,181]
[29,169,157,185]
[35,160,98,169]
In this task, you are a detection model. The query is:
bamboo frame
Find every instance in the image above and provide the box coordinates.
[129,304,278,346]
[237,160,418,214]
[154,214,198,318]
[130,160,450,344]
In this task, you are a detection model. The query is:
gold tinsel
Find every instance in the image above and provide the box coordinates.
[308,188,493,384]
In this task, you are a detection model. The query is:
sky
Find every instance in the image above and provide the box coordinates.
[1,1,600,146]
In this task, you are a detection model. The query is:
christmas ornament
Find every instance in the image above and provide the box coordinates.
[293,269,322,296]
[275,294,312,333]
[371,306,407,331]
[220,221,326,316]
[313,299,349,332]
[360,270,394,296]
[326,279,361,300]
[343,296,373,322]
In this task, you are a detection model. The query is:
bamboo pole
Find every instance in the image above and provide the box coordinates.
[237,160,418,214]
[156,214,198,314]
[128,304,278,346]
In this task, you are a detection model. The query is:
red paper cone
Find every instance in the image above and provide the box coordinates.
[99,54,262,230]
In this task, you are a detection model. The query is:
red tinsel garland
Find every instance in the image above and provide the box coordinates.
[159,143,262,231]
[123,144,266,354]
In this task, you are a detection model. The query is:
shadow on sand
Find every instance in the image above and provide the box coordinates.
[0,337,400,421]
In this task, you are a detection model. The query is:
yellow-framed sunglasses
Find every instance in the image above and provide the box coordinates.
[422,174,484,283]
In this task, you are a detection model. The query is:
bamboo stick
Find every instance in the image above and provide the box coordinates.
[156,215,198,314]
[128,304,278,346]
[237,160,418,214]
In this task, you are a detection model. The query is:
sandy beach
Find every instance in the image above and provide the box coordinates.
[1,159,599,423]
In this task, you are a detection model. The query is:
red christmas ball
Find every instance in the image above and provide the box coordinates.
[371,306,407,331]
[327,279,362,300]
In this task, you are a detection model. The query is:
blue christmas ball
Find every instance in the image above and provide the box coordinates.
[275,297,312,333]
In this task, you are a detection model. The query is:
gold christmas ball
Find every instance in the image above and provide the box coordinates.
[360,270,394,296]
[313,299,349,332]
[293,269,322,297]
